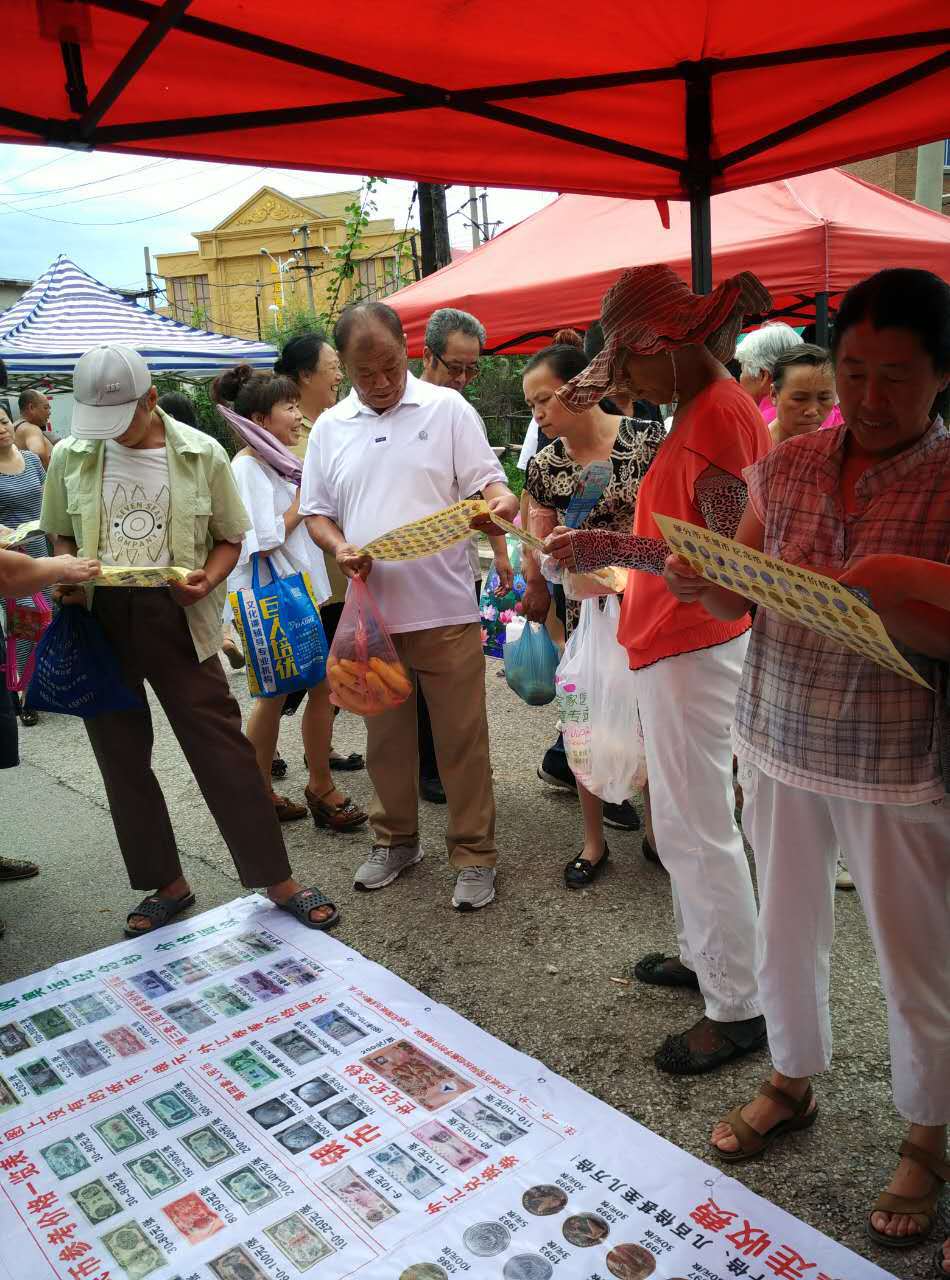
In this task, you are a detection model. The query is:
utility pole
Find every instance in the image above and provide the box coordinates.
[292,224,317,313]
[480,189,490,240]
[417,183,451,276]
[468,186,481,249]
[143,246,156,311]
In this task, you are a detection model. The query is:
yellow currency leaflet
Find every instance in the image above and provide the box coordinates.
[360,499,488,561]
[654,514,930,689]
[0,519,42,548]
[91,565,191,588]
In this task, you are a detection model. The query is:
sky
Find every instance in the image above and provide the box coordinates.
[0,144,557,298]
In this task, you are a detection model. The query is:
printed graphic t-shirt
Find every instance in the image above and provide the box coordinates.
[99,442,172,567]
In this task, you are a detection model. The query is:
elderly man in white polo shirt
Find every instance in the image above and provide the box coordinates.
[301,302,518,911]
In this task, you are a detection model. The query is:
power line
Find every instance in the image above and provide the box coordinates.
[0,157,175,203]
[0,150,73,186]
[0,166,269,226]
[0,161,188,217]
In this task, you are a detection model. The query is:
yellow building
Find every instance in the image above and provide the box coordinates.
[155,187,417,340]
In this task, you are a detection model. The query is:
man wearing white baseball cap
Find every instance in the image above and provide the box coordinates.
[40,344,339,937]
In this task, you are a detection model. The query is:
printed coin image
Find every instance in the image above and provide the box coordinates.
[399,1267,449,1280]
[522,1184,568,1216]
[562,1212,610,1247]
[462,1221,511,1256]
[606,1243,658,1280]
[503,1255,554,1280]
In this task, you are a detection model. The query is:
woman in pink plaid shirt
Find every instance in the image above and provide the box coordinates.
[666,268,950,1261]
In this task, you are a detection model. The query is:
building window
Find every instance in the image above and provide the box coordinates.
[170,274,211,324]
[354,259,379,301]
[381,256,402,296]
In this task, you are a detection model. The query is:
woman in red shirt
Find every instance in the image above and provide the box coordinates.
[547,264,772,1076]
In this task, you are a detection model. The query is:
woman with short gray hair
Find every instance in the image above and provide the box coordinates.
[736,322,804,421]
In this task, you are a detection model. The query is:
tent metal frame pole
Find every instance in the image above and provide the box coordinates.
[685,65,713,295]
[815,291,830,348]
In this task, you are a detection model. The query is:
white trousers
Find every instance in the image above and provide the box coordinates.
[740,762,950,1125]
[634,634,760,1022]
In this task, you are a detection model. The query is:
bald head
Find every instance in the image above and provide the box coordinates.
[335,302,408,413]
[18,389,50,427]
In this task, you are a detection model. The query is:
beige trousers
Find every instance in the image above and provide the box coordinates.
[366,622,496,868]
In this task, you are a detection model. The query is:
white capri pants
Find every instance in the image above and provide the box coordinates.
[634,634,760,1023]
[739,760,950,1126]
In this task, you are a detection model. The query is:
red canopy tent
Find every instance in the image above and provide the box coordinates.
[2,4,948,290]
[388,169,950,354]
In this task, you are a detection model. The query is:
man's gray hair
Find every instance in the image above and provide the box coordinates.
[425,308,486,357]
[736,322,804,378]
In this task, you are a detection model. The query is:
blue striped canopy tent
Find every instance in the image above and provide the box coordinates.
[0,255,277,376]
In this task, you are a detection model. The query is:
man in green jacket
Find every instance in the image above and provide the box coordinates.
[41,344,337,937]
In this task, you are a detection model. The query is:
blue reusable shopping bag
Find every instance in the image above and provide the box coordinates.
[503,621,559,706]
[24,607,143,717]
[229,554,328,698]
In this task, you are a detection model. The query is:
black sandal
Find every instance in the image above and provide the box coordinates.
[654,1014,767,1076]
[330,751,365,772]
[272,887,339,932]
[641,836,667,870]
[270,754,288,779]
[633,951,700,988]
[124,892,196,938]
[564,843,609,888]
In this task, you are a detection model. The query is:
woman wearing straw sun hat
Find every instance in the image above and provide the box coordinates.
[545,263,772,1075]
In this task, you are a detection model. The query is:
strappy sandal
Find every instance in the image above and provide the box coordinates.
[272,887,339,932]
[124,891,196,938]
[564,843,609,888]
[306,786,368,832]
[712,1081,817,1164]
[867,1141,950,1249]
[272,792,308,822]
[634,951,699,989]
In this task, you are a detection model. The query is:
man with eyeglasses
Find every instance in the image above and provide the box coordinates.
[417,309,513,805]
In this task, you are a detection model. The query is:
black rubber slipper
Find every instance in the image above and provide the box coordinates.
[655,1014,767,1076]
[124,892,196,938]
[330,752,365,772]
[634,951,700,989]
[273,888,339,931]
[564,843,610,888]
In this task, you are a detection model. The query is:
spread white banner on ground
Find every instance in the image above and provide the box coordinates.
[0,898,888,1280]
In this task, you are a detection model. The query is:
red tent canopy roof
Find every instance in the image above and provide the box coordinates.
[388,169,950,354]
[3,3,948,200]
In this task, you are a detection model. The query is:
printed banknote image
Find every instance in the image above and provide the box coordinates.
[218,1164,279,1211]
[225,1048,280,1089]
[61,1039,109,1077]
[209,1244,269,1280]
[272,957,322,986]
[129,970,173,1000]
[452,1098,528,1145]
[264,1211,336,1269]
[163,1190,225,1243]
[0,1022,31,1056]
[412,1121,483,1171]
[72,1177,122,1225]
[68,993,112,1023]
[102,1025,148,1057]
[312,1009,366,1046]
[164,1001,215,1035]
[29,1006,74,1040]
[180,1124,236,1169]
[324,1166,398,1226]
[235,930,278,955]
[101,1220,167,1280]
[93,1112,146,1154]
[0,1074,20,1113]
[271,1028,324,1066]
[203,985,252,1017]
[40,1138,90,1179]
[124,1150,184,1198]
[362,1039,474,1110]
[202,942,248,971]
[239,970,284,1000]
[165,955,211,985]
[247,1096,293,1129]
[21,1057,64,1095]
[145,1089,194,1127]
[371,1142,444,1199]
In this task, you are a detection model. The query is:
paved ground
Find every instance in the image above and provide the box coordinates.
[2,661,942,1278]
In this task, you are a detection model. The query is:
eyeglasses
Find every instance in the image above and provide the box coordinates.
[434,352,480,379]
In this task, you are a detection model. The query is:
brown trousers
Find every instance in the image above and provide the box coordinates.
[85,589,292,891]
[366,622,496,868]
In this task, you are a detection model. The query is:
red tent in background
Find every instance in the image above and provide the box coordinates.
[388,169,950,354]
[3,5,948,289]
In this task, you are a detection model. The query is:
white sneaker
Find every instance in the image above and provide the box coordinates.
[835,858,855,891]
[354,844,422,891]
[452,866,496,912]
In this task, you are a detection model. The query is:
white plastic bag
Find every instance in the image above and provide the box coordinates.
[555,596,646,804]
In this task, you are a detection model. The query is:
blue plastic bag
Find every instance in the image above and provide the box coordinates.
[229,554,328,698]
[503,621,559,706]
[24,607,143,718]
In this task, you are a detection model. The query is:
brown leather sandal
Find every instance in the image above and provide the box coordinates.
[712,1081,817,1164]
[272,792,308,822]
[867,1141,950,1249]
[306,786,368,832]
